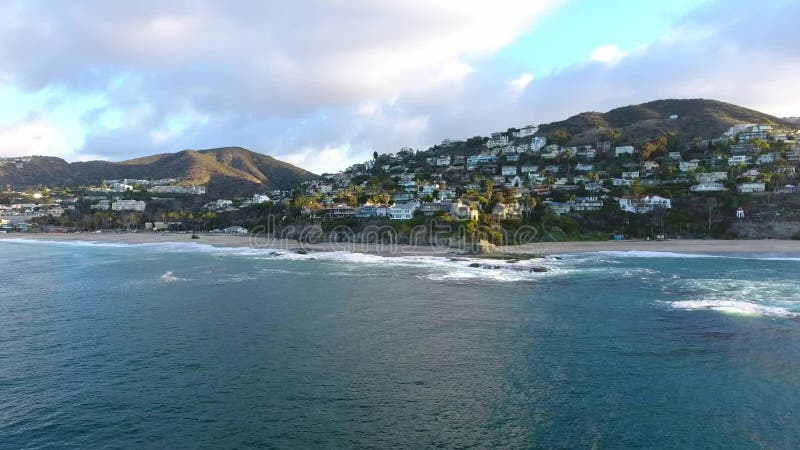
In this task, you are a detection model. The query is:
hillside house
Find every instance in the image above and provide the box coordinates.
[738,182,766,193]
[615,146,635,157]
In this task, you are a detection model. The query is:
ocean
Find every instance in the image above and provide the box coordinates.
[1,239,799,448]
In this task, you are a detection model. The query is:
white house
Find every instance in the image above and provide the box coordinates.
[696,172,728,183]
[575,163,594,172]
[436,156,451,166]
[91,199,111,210]
[572,196,604,211]
[388,201,419,220]
[738,182,766,193]
[690,182,726,192]
[615,146,635,157]
[679,160,699,172]
[669,151,683,161]
[728,155,750,166]
[449,200,479,221]
[111,200,146,212]
[621,171,640,180]
[223,226,248,234]
[643,161,660,171]
[513,125,538,138]
[505,176,523,188]
[757,153,775,164]
[619,195,671,214]
[501,165,518,176]
[487,134,509,148]
[521,165,539,173]
[531,136,547,152]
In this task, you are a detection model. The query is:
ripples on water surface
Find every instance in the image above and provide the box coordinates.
[1,240,799,448]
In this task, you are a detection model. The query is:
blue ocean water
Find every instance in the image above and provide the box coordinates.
[1,240,799,448]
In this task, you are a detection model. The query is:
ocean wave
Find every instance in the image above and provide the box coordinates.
[661,277,800,318]
[666,299,797,318]
[579,250,800,261]
[160,271,186,282]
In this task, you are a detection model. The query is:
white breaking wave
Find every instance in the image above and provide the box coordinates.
[662,277,800,318]
[160,271,185,282]
[585,250,800,261]
[667,299,797,318]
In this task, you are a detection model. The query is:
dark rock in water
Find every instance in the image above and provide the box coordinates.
[468,262,548,273]
[295,249,308,255]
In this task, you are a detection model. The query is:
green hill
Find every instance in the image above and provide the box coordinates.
[537,99,796,145]
[0,147,316,196]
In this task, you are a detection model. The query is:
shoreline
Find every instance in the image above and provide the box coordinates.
[3,232,800,258]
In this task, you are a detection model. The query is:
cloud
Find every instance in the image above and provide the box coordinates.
[0,0,561,165]
[589,45,628,65]
[507,73,534,93]
[0,0,798,174]
[0,118,72,158]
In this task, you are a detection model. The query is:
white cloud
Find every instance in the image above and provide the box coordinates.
[589,44,628,65]
[0,119,70,157]
[0,0,562,166]
[507,73,534,93]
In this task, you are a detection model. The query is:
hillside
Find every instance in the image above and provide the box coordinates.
[0,147,316,196]
[536,99,796,145]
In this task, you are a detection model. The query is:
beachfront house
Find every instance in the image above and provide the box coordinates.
[619,195,672,214]
[388,201,419,220]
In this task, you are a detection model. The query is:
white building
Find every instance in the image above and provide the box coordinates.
[149,185,206,195]
[449,200,479,221]
[728,155,749,166]
[501,165,518,176]
[223,226,248,234]
[757,153,775,164]
[696,172,728,183]
[531,136,547,152]
[690,182,726,192]
[111,200,146,212]
[436,156,451,166]
[618,195,671,214]
[487,134,509,148]
[388,201,419,220]
[615,146,635,157]
[679,161,699,172]
[512,125,538,138]
[91,199,110,210]
[738,182,766,193]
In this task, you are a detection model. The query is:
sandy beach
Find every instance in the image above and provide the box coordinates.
[3,232,800,258]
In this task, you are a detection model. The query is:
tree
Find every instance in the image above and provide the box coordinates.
[551,130,572,146]
[631,178,644,197]
[705,198,718,237]
[373,151,379,160]
[640,143,657,161]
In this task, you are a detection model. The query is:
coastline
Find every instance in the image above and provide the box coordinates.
[3,232,800,258]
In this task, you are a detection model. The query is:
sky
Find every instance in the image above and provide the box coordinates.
[0,0,798,173]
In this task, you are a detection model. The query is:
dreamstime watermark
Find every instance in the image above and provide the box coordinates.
[246,215,547,256]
